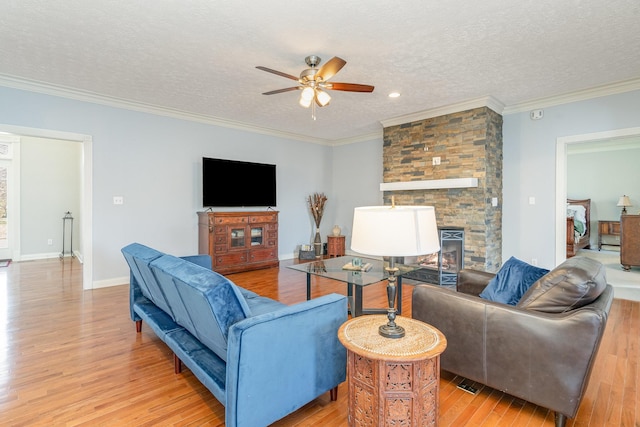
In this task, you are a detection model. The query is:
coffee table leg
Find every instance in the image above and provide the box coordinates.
[347,283,354,316]
[354,285,363,317]
[306,273,311,300]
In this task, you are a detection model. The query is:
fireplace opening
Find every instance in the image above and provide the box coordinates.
[402,227,465,287]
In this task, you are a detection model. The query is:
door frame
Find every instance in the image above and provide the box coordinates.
[0,124,92,290]
[0,134,20,260]
[555,126,640,265]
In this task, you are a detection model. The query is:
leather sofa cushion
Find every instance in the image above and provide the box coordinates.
[517,256,607,313]
[479,256,549,305]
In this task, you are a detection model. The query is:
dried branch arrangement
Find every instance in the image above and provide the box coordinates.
[308,192,327,228]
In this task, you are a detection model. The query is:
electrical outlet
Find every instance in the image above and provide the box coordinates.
[531,258,538,266]
[432,156,441,166]
[47,239,53,245]
[113,196,124,205]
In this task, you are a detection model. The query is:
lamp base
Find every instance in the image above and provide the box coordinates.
[379,323,405,339]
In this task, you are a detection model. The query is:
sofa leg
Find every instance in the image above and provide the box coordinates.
[135,320,142,333]
[174,354,182,374]
[555,412,567,427]
[330,386,338,401]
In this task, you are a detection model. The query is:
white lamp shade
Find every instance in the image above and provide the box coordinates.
[617,195,632,207]
[351,205,440,257]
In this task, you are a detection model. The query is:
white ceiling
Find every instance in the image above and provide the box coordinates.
[1,0,640,143]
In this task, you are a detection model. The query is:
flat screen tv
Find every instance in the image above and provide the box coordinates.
[202,157,277,207]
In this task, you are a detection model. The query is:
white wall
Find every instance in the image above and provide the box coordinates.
[503,89,640,269]
[0,85,337,286]
[330,138,384,253]
[20,136,81,258]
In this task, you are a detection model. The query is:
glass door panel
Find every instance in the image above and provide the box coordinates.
[250,227,263,246]
[230,227,246,248]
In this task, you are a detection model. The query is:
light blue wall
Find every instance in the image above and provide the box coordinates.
[503,90,640,269]
[1,85,376,285]
[568,146,640,247]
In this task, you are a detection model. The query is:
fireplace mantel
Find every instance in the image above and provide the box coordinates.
[380,178,478,192]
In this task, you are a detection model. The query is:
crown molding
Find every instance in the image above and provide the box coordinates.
[330,130,384,146]
[0,73,333,145]
[503,77,640,114]
[379,96,505,128]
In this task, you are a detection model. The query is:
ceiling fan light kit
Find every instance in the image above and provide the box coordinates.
[257,55,374,119]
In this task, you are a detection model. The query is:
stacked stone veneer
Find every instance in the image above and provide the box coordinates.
[383,106,503,272]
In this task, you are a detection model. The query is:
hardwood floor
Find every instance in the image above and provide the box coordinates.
[1,257,638,426]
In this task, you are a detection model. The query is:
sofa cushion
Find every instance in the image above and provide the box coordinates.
[479,256,550,305]
[517,256,607,313]
[121,243,175,318]
[149,255,252,361]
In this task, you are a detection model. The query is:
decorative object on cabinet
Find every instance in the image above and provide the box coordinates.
[566,198,591,258]
[617,195,632,215]
[308,192,327,258]
[326,235,345,258]
[197,211,278,274]
[351,202,440,338]
[332,224,341,236]
[621,214,640,271]
[598,220,621,250]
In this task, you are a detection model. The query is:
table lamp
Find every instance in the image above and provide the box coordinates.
[351,203,440,338]
[617,195,632,215]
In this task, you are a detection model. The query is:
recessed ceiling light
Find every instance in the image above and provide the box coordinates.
[388,92,401,98]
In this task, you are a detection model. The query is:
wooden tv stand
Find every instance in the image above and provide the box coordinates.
[198,211,279,274]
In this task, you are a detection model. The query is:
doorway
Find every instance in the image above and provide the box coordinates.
[555,126,640,265]
[0,124,92,289]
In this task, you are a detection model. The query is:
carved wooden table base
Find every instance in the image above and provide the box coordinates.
[338,315,447,426]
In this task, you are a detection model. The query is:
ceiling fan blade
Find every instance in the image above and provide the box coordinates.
[316,57,346,82]
[256,66,299,81]
[262,87,301,95]
[327,82,375,92]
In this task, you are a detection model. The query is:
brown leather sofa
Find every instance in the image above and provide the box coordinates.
[412,256,613,427]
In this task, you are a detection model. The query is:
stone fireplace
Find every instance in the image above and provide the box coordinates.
[382,106,503,272]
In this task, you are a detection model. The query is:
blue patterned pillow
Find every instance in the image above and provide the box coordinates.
[479,256,550,305]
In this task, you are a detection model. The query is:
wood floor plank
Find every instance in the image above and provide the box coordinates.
[0,257,637,426]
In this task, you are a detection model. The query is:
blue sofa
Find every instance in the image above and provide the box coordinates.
[121,243,348,427]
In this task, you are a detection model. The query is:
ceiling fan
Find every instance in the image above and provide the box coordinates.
[256,55,374,118]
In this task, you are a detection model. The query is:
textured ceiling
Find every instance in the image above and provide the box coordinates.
[1,0,639,142]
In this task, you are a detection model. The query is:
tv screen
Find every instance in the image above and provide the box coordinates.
[202,157,277,207]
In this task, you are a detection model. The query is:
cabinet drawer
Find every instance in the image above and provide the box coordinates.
[215,252,247,266]
[249,214,277,223]
[214,245,227,253]
[214,234,227,244]
[250,248,277,262]
[266,239,277,247]
[216,216,248,225]
[214,225,227,235]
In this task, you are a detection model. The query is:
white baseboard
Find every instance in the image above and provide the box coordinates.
[92,276,128,289]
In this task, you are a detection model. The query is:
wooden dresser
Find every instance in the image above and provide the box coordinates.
[198,211,279,274]
[621,214,640,271]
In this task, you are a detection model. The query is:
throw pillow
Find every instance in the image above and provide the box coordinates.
[479,256,550,305]
[517,256,607,313]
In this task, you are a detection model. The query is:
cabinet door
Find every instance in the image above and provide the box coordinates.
[250,226,264,247]
[229,227,246,249]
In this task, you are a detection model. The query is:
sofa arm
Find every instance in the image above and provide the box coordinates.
[457,268,495,296]
[225,293,348,427]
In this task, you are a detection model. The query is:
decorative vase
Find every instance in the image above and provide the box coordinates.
[332,225,341,236]
[314,229,322,258]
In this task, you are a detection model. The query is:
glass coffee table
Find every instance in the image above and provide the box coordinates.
[287,256,418,317]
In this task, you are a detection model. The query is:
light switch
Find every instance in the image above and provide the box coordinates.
[529,196,536,205]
